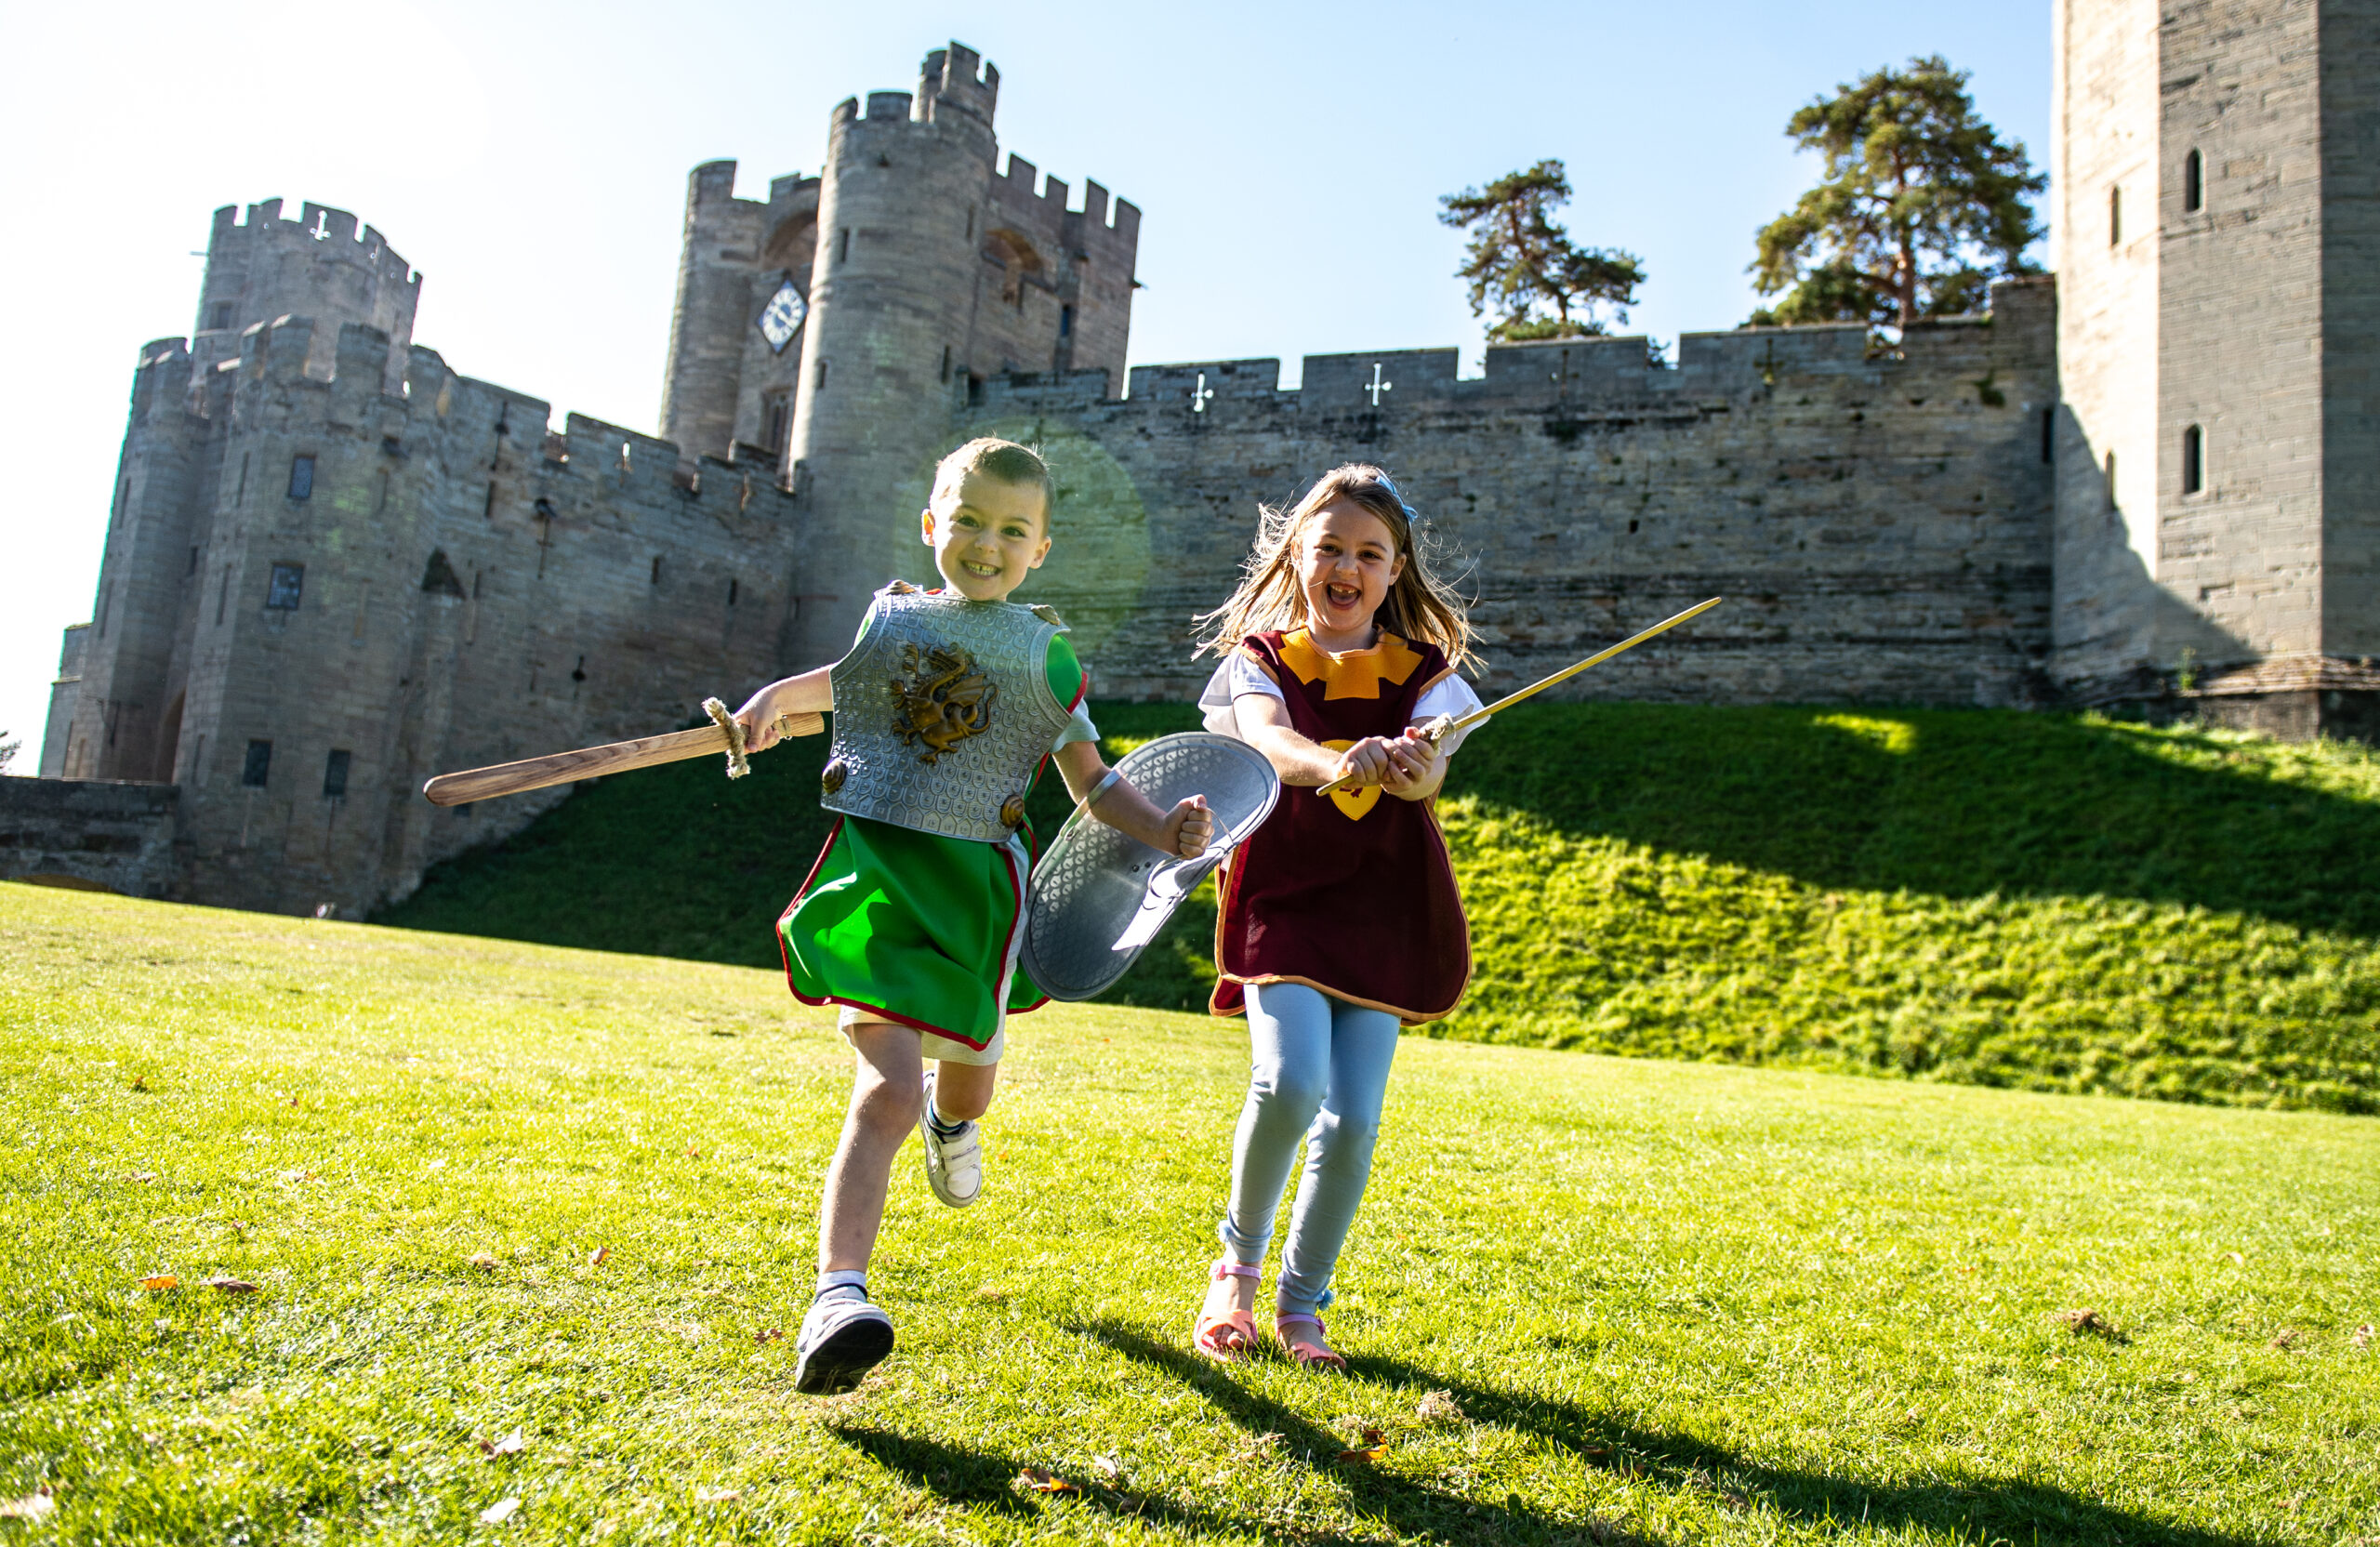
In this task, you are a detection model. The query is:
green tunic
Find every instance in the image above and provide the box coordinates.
[776,631,1093,1049]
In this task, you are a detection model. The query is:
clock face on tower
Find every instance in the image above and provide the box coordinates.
[758,279,808,353]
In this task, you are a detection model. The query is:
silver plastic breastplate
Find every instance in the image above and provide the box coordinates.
[820,585,1076,842]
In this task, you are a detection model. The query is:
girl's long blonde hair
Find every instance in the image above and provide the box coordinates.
[1196,464,1478,671]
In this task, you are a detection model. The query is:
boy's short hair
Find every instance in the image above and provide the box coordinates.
[930,438,1054,524]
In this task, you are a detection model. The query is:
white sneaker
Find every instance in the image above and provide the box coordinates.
[918,1070,983,1208]
[794,1291,893,1395]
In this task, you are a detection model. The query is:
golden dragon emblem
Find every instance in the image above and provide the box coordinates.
[889,642,998,763]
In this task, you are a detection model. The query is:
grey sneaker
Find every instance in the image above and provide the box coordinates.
[794,1290,893,1395]
[918,1069,983,1208]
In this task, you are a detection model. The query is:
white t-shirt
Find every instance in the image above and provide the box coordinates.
[1197,652,1486,755]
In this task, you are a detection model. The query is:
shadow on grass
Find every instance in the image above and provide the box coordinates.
[1022,1319,2263,1547]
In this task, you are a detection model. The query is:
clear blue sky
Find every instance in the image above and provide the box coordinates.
[0,0,2049,767]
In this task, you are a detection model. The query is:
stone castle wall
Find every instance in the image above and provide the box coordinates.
[972,280,2058,709]
[54,313,807,916]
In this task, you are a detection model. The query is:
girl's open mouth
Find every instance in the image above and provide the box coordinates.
[1325,583,1361,608]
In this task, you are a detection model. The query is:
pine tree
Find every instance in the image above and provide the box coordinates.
[1749,57,2043,331]
[1439,161,1645,341]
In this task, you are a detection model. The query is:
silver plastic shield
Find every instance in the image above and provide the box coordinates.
[1021,733,1279,1002]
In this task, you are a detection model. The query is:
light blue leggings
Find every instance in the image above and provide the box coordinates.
[1219,981,1401,1314]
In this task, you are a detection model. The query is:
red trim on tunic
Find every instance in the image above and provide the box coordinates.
[1210,629,1472,1025]
[775,814,1041,1051]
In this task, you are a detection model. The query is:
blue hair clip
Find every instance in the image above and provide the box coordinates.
[1374,473,1419,522]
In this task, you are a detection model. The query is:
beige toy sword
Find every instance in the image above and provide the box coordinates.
[1314,596,1725,799]
[422,697,825,807]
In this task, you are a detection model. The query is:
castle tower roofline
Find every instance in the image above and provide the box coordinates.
[918,41,998,126]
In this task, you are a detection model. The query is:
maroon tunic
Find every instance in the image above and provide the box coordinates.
[1211,628,1472,1024]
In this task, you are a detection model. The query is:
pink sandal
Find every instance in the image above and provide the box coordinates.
[1192,1260,1260,1361]
[1274,1309,1347,1371]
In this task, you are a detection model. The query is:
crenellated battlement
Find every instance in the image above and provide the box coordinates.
[917,41,998,126]
[1095,280,2053,416]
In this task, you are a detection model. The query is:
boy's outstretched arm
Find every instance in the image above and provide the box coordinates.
[731,667,834,753]
[1052,740,1213,858]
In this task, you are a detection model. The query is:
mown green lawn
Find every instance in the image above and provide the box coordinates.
[382,704,2380,1112]
[4,884,2374,1544]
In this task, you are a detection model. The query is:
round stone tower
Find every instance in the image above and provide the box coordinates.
[784,43,1000,661]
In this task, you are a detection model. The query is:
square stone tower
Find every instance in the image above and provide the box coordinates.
[2053,0,2380,736]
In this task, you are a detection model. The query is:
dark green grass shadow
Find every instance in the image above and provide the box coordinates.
[1458,702,2380,940]
[1060,1319,2260,1547]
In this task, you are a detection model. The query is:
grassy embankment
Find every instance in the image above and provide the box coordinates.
[383,704,2380,1113]
[2,886,2375,1544]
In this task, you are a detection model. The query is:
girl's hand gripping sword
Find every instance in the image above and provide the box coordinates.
[421,697,825,807]
[1314,596,1725,799]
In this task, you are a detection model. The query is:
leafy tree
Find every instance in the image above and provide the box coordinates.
[1440,161,1646,340]
[0,733,17,774]
[1749,56,2043,331]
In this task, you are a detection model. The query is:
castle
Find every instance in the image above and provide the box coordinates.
[15,7,2379,917]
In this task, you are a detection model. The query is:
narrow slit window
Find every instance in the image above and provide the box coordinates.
[287,455,315,501]
[210,302,233,331]
[651,555,664,586]
[940,344,953,382]
[815,359,828,390]
[266,562,304,610]
[838,228,850,264]
[2041,407,2055,464]
[323,749,350,798]
[483,481,497,518]
[2182,424,2204,495]
[242,740,272,787]
[2109,186,2122,246]
[1060,304,1074,337]
[2184,150,2203,213]
[2105,450,2119,510]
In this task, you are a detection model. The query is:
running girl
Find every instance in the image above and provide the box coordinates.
[1188,463,1480,1369]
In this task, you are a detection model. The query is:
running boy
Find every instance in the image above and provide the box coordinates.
[734,437,1212,1394]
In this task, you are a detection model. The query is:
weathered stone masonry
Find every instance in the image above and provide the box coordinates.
[20,14,2380,913]
[968,285,2057,709]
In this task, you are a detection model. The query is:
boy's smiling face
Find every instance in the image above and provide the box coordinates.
[921,470,1051,602]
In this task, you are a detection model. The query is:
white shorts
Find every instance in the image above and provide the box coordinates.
[838,1004,1005,1066]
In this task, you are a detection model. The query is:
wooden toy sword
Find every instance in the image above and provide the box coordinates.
[422,697,824,807]
[1314,596,1725,798]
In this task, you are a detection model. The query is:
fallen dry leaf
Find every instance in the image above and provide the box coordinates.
[1091,1453,1123,1483]
[478,1497,521,1525]
[2270,1328,2300,1351]
[130,1076,147,1091]
[588,1246,609,1267]
[478,1428,525,1457]
[280,1169,318,1184]
[0,1489,55,1521]
[467,1252,498,1272]
[2227,1250,2244,1265]
[694,1486,740,1504]
[126,1171,157,1183]
[139,1275,178,1292]
[1015,1467,1078,1495]
[2050,1308,2122,1340]
[2352,1324,2373,1349]
[288,1097,300,1108]
[1335,1427,1390,1464]
[203,1277,259,1294]
[1416,1389,1465,1425]
[684,1146,701,1158]
[754,1329,784,1344]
